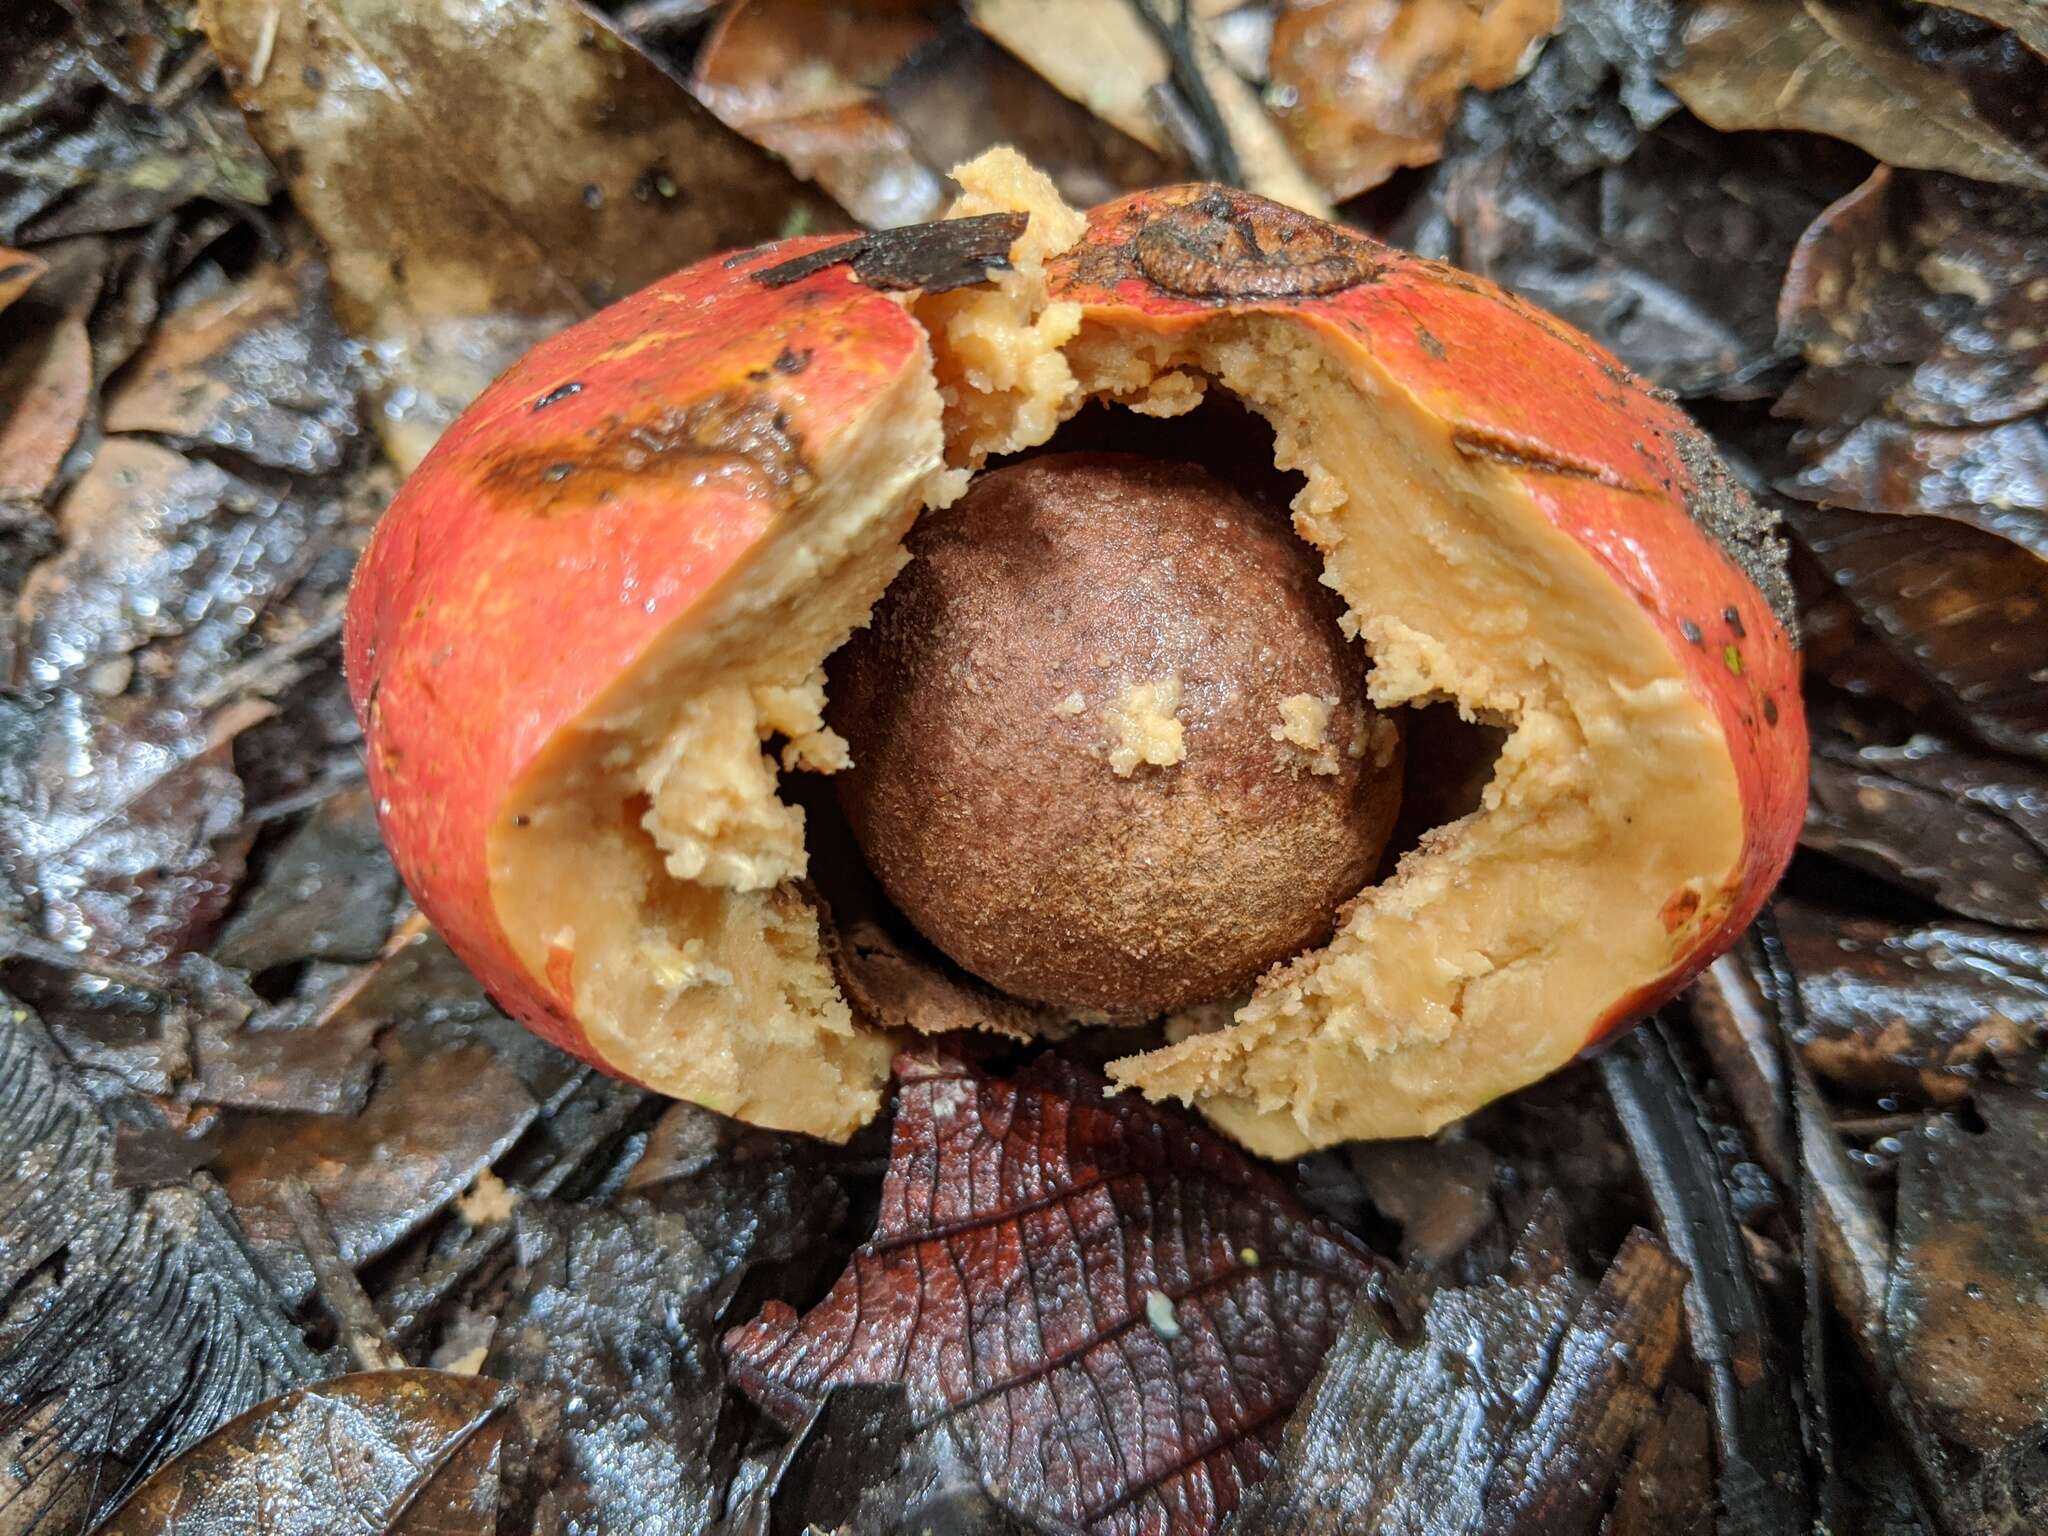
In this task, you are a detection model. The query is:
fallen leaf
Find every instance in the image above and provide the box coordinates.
[1268,0,1562,198]
[1802,718,2048,928]
[1605,1390,1715,1536]
[0,236,105,508]
[692,0,949,228]
[216,1037,540,1303]
[1941,0,2048,60]
[0,245,44,314]
[1778,168,2048,432]
[1887,1087,2048,1452]
[197,0,843,469]
[972,0,1331,215]
[1226,1220,1689,1534]
[0,999,322,1529]
[1775,899,2048,1103]
[212,785,401,971]
[726,1049,1377,1535]
[98,1370,522,1535]
[103,245,359,475]
[0,9,275,243]
[1666,0,2048,191]
[1788,502,2048,762]
[487,1191,839,1534]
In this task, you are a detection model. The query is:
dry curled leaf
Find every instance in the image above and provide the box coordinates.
[726,1049,1377,1535]
[1888,1088,2048,1452]
[197,0,842,469]
[98,1370,522,1534]
[1666,0,2048,191]
[1269,0,1562,198]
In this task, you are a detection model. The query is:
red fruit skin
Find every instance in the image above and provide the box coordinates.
[348,184,1807,1090]
[1048,187,1806,1046]
[343,237,929,1074]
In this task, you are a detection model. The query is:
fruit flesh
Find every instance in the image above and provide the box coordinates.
[350,151,1804,1153]
[827,452,1404,1018]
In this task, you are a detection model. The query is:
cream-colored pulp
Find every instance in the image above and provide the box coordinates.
[485,150,1742,1152]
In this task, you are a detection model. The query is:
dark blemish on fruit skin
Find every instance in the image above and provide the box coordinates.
[1669,429,1798,642]
[1764,696,1780,726]
[484,390,811,518]
[534,382,584,412]
[1724,605,1746,639]
[1681,620,1704,646]
[775,346,813,375]
[512,815,531,828]
[1417,327,1447,360]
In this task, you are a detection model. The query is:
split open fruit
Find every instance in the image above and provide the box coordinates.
[345,151,1807,1156]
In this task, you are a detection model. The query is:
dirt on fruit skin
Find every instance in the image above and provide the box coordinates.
[1670,428,1798,642]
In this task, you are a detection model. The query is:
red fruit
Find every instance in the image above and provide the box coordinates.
[346,153,1806,1153]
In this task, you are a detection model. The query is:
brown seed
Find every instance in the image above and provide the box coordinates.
[827,452,1403,1017]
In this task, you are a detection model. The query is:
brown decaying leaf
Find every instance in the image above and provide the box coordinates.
[1666,0,2048,191]
[0,236,104,506]
[1605,1389,1715,1536]
[98,1370,521,1534]
[1788,503,2048,762]
[0,245,46,314]
[692,0,948,228]
[1267,0,1562,199]
[1774,899,2048,1103]
[217,1037,539,1302]
[1887,1087,2048,1453]
[1227,1219,1691,1534]
[196,0,843,469]
[103,245,359,475]
[726,1049,1376,1535]
[971,0,1331,215]
[1801,706,2048,929]
[211,785,401,972]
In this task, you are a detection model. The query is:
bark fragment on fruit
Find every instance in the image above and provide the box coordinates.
[346,150,1807,1154]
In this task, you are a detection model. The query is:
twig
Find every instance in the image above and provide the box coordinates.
[277,1177,406,1373]
[1129,0,1242,185]
[191,599,346,710]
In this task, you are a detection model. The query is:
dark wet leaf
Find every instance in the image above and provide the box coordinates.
[487,1183,841,1536]
[1778,168,2048,433]
[692,0,949,228]
[726,1049,1377,1536]
[198,0,843,470]
[1267,0,1562,198]
[216,1037,539,1303]
[1607,1389,1716,1536]
[213,786,401,972]
[1666,0,2048,190]
[1941,0,2048,59]
[1775,898,2048,1103]
[189,960,384,1115]
[0,998,322,1530]
[103,245,360,475]
[1888,1087,2048,1452]
[1226,1221,1690,1534]
[0,1,275,244]
[99,1370,522,1535]
[1303,1136,1498,1269]
[1801,706,2048,928]
[1788,503,2048,762]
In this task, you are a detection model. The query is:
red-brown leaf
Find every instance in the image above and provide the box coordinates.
[723,1048,1378,1536]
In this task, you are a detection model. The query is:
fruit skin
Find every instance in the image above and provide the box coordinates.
[1048,185,1807,1047]
[827,452,1403,1017]
[347,183,1807,1096]
[343,235,930,1077]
